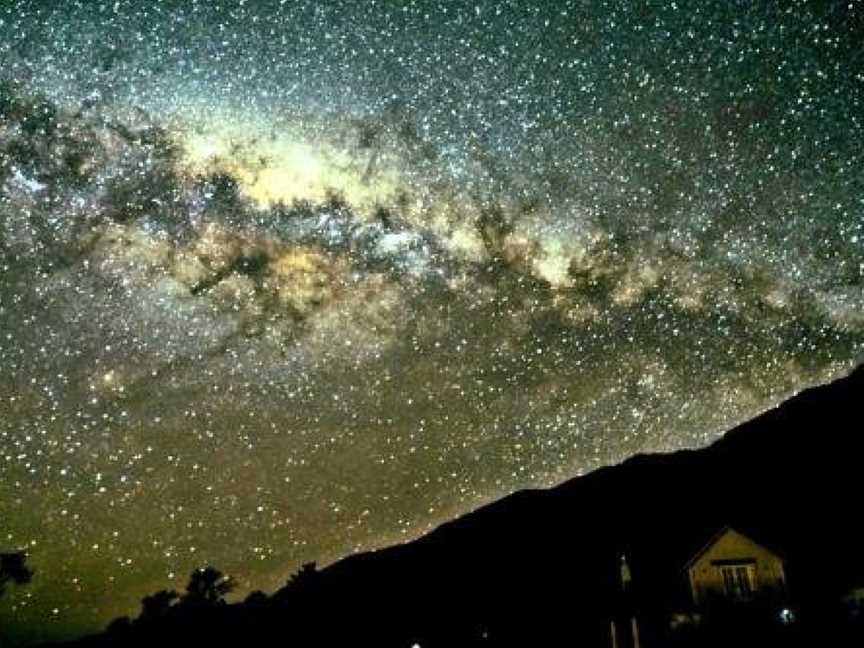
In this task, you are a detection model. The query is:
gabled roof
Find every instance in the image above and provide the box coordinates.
[683,526,781,571]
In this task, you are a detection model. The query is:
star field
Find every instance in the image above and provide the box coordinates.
[1,0,863,643]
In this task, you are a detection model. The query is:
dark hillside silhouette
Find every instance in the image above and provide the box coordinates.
[44,364,864,647]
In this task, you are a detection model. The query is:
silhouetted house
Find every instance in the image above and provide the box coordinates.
[685,527,786,606]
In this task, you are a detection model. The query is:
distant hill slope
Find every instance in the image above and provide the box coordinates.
[53,364,864,648]
[301,364,863,642]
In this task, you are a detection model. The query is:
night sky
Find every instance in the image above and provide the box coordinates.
[1,0,862,643]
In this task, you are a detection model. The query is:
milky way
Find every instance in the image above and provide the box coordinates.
[1,0,863,643]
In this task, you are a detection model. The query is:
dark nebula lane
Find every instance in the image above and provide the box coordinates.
[1,0,862,643]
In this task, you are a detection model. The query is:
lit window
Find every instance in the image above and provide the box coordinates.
[719,564,755,599]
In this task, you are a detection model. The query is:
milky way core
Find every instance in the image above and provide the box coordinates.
[1,1,862,643]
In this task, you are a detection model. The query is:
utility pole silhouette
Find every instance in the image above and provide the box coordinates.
[611,553,640,648]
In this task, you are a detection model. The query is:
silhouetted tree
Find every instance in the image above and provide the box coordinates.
[286,561,319,592]
[140,589,179,620]
[0,552,33,598]
[106,615,132,634]
[243,590,269,607]
[272,561,324,613]
[183,567,234,607]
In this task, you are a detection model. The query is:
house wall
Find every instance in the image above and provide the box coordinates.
[687,530,785,606]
